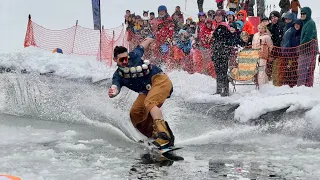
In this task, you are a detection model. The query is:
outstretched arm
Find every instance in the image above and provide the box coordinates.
[109,72,122,98]
[139,37,155,50]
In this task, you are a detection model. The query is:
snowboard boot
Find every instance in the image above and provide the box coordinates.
[152,119,175,149]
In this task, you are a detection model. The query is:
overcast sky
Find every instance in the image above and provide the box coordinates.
[0,0,319,52]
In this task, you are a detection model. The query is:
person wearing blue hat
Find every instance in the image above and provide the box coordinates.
[228,22,242,47]
[226,11,235,24]
[155,5,174,60]
[235,20,244,31]
[52,48,63,54]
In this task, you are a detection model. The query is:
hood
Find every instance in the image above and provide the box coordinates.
[293,19,303,26]
[284,12,296,20]
[269,11,281,20]
[301,7,312,22]
[236,10,247,22]
[235,20,244,31]
[216,22,231,31]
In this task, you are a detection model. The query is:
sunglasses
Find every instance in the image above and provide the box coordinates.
[118,56,129,62]
[238,14,244,16]
[301,13,306,15]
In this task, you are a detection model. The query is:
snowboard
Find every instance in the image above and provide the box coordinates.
[140,146,184,164]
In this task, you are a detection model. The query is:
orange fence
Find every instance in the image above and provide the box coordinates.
[24,14,126,66]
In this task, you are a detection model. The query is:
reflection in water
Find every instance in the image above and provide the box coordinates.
[208,159,285,179]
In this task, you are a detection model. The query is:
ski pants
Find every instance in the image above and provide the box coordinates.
[130,74,173,137]
[213,60,229,93]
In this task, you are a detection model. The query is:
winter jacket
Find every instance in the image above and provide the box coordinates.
[212,23,232,61]
[236,10,255,35]
[197,21,206,35]
[112,46,164,94]
[228,31,242,47]
[283,13,296,33]
[252,32,273,52]
[290,0,301,12]
[268,11,285,47]
[199,26,213,49]
[281,23,302,48]
[300,7,318,45]
[171,11,184,25]
[156,14,174,45]
[177,39,192,55]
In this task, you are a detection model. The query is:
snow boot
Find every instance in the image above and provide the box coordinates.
[213,86,222,95]
[221,87,229,97]
[152,119,175,149]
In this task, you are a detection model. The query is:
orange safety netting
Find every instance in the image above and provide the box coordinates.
[24,15,126,66]
[268,40,318,87]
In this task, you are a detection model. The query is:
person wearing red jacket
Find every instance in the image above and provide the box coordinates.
[155,5,174,60]
[196,12,207,40]
[236,10,255,35]
[199,19,213,49]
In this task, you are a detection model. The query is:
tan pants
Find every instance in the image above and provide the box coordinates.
[130,74,172,138]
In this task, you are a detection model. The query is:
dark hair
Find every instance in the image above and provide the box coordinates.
[126,10,130,12]
[150,12,155,15]
[114,46,127,58]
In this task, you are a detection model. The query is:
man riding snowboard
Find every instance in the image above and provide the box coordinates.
[108,37,175,150]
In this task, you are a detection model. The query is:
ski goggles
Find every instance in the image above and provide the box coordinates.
[118,56,129,62]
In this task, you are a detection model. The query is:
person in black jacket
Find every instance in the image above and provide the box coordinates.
[211,11,232,96]
[268,11,285,47]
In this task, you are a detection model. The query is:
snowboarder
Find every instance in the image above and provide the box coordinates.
[108,37,175,150]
